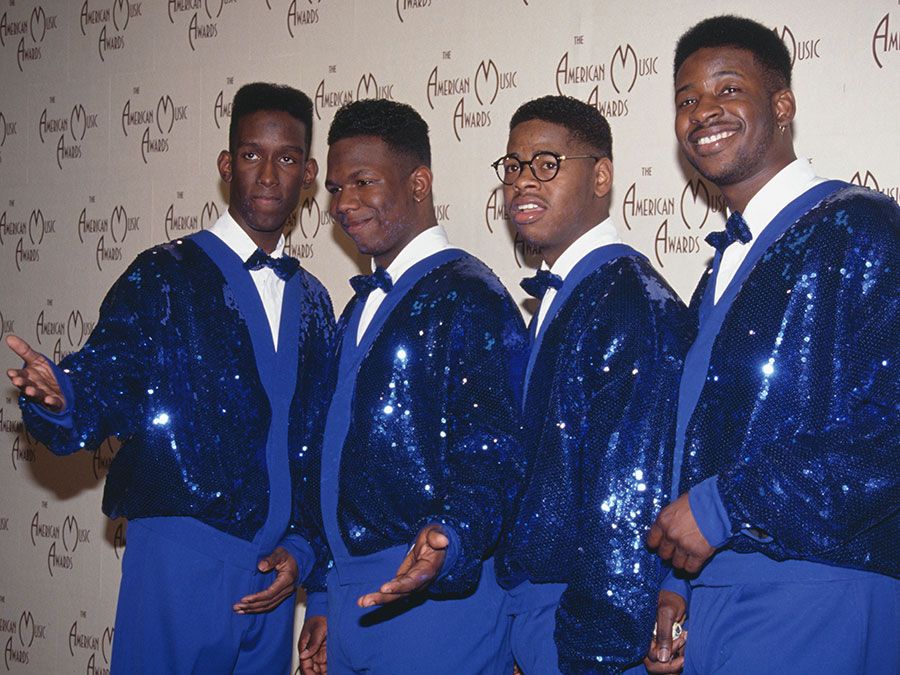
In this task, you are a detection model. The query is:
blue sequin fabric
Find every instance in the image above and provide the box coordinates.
[496,255,690,673]
[320,254,528,595]
[20,237,335,545]
[681,187,899,576]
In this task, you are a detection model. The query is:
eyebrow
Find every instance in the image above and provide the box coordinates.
[675,69,744,96]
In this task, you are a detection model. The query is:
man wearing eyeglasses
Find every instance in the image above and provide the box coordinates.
[492,95,690,674]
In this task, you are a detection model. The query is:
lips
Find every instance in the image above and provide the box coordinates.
[509,197,549,225]
[689,125,739,155]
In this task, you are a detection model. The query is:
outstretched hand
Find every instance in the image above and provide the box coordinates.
[233,547,298,614]
[357,524,449,608]
[647,493,716,574]
[5,335,65,412]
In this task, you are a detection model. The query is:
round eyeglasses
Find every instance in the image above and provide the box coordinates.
[491,152,600,185]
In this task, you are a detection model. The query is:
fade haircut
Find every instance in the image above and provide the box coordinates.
[327,99,431,168]
[673,15,792,91]
[509,95,613,161]
[229,82,313,153]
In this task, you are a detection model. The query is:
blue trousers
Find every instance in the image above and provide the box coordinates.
[684,574,900,674]
[110,518,295,674]
[503,580,566,674]
[326,545,512,674]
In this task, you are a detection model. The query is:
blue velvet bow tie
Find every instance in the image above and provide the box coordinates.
[244,248,300,281]
[350,267,393,299]
[705,211,753,253]
[520,269,564,299]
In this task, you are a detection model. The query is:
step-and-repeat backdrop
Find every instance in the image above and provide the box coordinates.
[0,0,896,671]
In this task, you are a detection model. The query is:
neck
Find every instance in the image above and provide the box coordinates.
[542,213,607,268]
[721,152,796,215]
[229,206,282,254]
[374,211,438,269]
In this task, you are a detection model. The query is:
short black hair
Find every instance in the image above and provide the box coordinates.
[327,99,431,168]
[229,82,313,153]
[509,95,613,161]
[674,15,792,91]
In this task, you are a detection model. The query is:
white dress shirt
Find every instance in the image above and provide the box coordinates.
[533,217,622,335]
[356,225,452,344]
[208,211,287,349]
[714,158,826,303]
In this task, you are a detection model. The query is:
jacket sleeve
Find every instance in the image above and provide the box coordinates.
[419,289,528,596]
[713,202,899,570]
[556,269,689,673]
[20,250,170,454]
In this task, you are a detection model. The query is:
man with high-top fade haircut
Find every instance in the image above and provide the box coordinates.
[645,15,899,675]
[7,82,334,673]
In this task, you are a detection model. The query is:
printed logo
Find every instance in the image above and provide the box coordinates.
[112,520,127,559]
[120,91,189,164]
[555,42,658,117]
[313,68,396,120]
[426,56,517,142]
[80,0,143,61]
[38,102,100,170]
[78,203,141,271]
[212,89,232,129]
[2,610,47,670]
[0,111,18,164]
[164,200,215,239]
[0,5,58,71]
[31,509,91,576]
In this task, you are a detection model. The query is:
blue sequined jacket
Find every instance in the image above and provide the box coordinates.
[310,252,528,596]
[19,236,335,552]
[496,251,690,673]
[681,186,899,577]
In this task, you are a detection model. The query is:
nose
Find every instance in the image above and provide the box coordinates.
[330,187,358,220]
[689,94,723,125]
[257,158,279,187]
[512,162,540,193]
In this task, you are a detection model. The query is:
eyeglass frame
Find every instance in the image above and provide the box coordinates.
[490,151,601,185]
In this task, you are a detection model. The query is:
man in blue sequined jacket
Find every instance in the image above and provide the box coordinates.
[645,16,899,675]
[490,96,690,674]
[6,83,335,673]
[296,99,528,675]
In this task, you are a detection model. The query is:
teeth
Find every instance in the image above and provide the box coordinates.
[697,130,735,146]
[517,203,540,211]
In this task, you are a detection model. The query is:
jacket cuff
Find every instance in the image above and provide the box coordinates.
[659,568,692,606]
[688,475,733,548]
[22,358,75,429]
[278,534,317,586]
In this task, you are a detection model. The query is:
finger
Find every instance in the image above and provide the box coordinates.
[393,551,416,578]
[644,653,685,673]
[357,590,406,607]
[647,522,664,549]
[671,549,689,571]
[424,528,449,550]
[5,335,41,364]
[655,538,676,561]
[257,554,277,573]
[299,623,325,658]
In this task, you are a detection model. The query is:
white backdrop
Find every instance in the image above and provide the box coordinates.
[0,1,897,671]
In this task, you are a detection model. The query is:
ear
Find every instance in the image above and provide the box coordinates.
[593,157,613,200]
[772,88,796,128]
[409,165,433,203]
[303,157,319,188]
[217,150,233,183]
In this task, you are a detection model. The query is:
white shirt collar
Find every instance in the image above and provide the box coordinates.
[375,224,451,282]
[740,158,825,238]
[544,217,622,279]
[208,210,286,262]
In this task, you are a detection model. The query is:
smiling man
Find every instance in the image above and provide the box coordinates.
[493,95,690,674]
[645,15,900,674]
[296,99,527,674]
[6,82,334,672]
